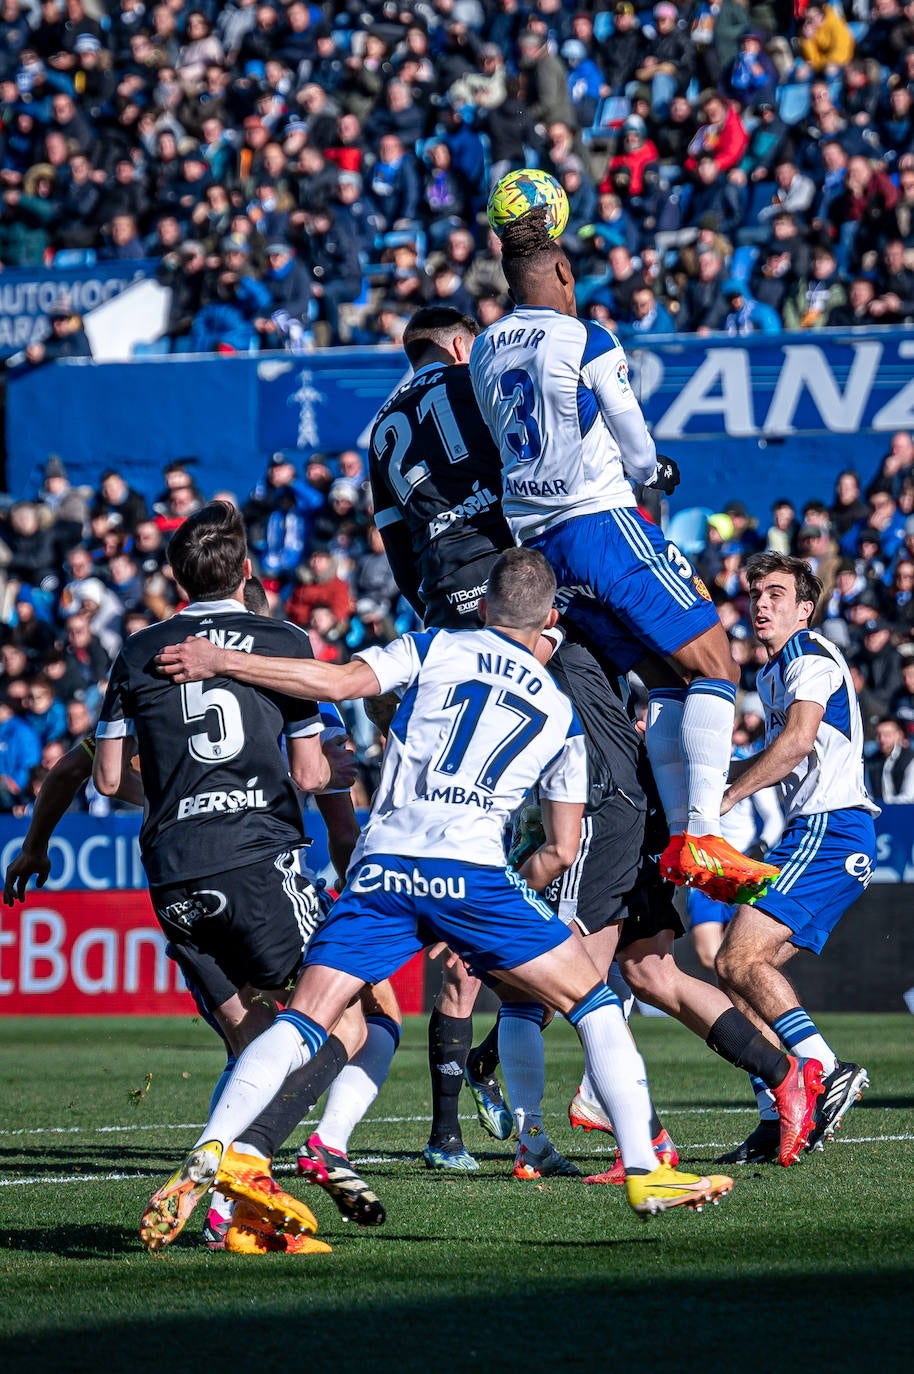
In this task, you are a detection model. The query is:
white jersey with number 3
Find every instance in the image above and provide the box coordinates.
[352,627,587,868]
[469,308,657,543]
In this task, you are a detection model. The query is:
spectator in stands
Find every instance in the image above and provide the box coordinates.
[0,691,41,813]
[243,452,324,596]
[617,283,676,337]
[285,547,353,628]
[23,299,92,367]
[369,133,422,231]
[889,656,914,739]
[678,244,727,333]
[798,2,856,76]
[869,239,914,325]
[725,30,778,109]
[685,91,748,177]
[868,716,914,802]
[766,498,798,555]
[720,279,782,335]
[517,27,576,129]
[871,432,914,497]
[300,204,362,346]
[96,468,148,535]
[634,3,694,121]
[842,483,908,563]
[830,470,869,539]
[782,242,848,330]
[857,618,904,713]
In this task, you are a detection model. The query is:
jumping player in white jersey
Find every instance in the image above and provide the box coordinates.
[714,553,879,1164]
[468,206,778,906]
[142,549,734,1248]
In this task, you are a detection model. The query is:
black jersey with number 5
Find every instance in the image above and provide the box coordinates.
[368,363,513,627]
[96,600,322,886]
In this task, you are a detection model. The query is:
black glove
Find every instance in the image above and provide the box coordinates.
[648,455,681,494]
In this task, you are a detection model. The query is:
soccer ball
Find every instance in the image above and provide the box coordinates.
[487,167,570,241]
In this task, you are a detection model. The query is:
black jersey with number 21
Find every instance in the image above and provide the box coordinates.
[97,601,322,886]
[369,363,513,623]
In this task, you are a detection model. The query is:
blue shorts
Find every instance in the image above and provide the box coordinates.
[687,887,734,927]
[304,854,571,983]
[752,808,876,955]
[527,508,720,672]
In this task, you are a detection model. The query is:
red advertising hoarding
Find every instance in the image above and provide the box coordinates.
[0,892,424,1015]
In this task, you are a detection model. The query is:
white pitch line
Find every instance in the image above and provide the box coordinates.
[1,1103,910,1141]
[3,1135,913,1190]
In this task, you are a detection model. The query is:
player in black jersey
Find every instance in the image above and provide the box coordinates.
[94,503,361,1253]
[368,308,518,1169]
[369,305,513,631]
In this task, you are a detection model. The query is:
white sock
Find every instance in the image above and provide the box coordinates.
[607,962,636,1021]
[498,1004,546,1142]
[316,1019,398,1155]
[645,689,688,833]
[783,1032,837,1077]
[750,1075,779,1121]
[573,1002,657,1172]
[196,1016,316,1152]
[773,1008,838,1077]
[681,679,736,835]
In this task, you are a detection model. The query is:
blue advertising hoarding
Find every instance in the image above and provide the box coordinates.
[0,260,156,358]
[5,328,914,519]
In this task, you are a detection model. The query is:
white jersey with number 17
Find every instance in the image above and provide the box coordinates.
[469,308,657,543]
[352,627,587,869]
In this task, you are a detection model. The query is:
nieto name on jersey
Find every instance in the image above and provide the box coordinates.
[476,650,544,694]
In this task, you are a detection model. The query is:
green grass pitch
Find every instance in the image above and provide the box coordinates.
[1,1012,912,1374]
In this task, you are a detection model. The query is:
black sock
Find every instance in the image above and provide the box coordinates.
[648,1103,664,1139]
[706,1009,789,1088]
[241,1035,348,1159]
[428,1008,472,1146]
[467,1021,500,1080]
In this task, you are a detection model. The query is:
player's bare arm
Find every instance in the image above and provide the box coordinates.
[721,699,824,814]
[517,796,586,891]
[5,740,143,905]
[157,637,382,702]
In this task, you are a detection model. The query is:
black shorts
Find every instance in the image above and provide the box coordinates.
[150,848,323,1012]
[615,855,684,952]
[423,553,498,630]
[544,793,646,935]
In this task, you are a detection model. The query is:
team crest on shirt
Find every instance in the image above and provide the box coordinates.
[616,359,630,393]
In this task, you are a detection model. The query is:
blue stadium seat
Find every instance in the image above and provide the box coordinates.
[667,506,715,558]
[730,245,760,284]
[53,248,96,268]
[776,83,811,126]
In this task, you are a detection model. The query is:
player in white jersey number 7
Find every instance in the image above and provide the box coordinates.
[144,548,733,1243]
[468,205,779,907]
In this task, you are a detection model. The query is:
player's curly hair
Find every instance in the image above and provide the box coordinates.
[500,206,563,299]
[499,205,555,259]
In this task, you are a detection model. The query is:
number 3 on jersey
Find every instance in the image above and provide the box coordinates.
[498,369,541,463]
[181,680,245,763]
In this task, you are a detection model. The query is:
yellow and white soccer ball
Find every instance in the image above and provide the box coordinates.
[487,167,570,240]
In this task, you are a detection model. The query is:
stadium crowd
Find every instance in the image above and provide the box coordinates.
[1,0,913,353]
[3,427,914,815]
